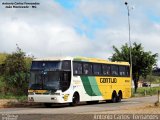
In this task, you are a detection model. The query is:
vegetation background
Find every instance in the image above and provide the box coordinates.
[110,42,159,92]
[0,45,33,99]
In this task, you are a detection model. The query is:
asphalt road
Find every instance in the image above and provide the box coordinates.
[0,95,157,114]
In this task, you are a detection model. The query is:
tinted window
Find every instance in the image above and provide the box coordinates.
[83,63,92,75]
[73,62,82,75]
[119,66,126,76]
[126,66,130,76]
[111,65,119,76]
[61,72,71,92]
[93,64,102,75]
[31,61,60,70]
[102,64,111,75]
[62,61,71,70]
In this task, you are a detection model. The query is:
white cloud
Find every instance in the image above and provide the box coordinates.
[0,0,160,66]
[78,0,118,17]
[0,19,95,57]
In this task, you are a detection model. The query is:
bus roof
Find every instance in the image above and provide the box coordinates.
[73,56,130,65]
[33,56,73,61]
[33,56,130,65]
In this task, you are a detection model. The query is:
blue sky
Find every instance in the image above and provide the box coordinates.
[55,0,108,39]
[55,0,80,10]
[148,12,160,23]
[0,0,160,66]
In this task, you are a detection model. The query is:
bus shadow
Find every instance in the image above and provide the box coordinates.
[30,100,127,108]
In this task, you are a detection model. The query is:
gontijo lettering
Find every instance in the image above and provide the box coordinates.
[100,78,117,83]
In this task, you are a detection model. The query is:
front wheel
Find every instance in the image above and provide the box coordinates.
[69,92,80,106]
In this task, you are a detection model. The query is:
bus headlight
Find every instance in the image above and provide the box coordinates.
[28,92,34,95]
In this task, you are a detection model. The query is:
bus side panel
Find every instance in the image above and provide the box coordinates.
[71,76,91,102]
[79,76,103,101]
[95,76,131,100]
[95,76,113,100]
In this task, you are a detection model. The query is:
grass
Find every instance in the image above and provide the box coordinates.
[132,86,160,97]
[152,79,160,84]
[0,76,27,102]
[0,93,28,102]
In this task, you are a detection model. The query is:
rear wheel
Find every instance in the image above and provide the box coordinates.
[117,92,122,102]
[111,92,117,103]
[69,92,80,106]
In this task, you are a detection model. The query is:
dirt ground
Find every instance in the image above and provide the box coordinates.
[0,99,18,108]
[91,103,160,114]
[0,99,160,120]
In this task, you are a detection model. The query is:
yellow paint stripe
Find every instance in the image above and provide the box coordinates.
[28,90,48,93]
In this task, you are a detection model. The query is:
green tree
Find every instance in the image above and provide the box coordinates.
[0,53,8,64]
[0,53,8,75]
[111,42,158,93]
[3,45,33,95]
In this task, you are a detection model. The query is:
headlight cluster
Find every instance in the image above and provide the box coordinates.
[28,92,34,95]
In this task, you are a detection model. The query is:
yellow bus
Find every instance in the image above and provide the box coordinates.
[28,56,131,107]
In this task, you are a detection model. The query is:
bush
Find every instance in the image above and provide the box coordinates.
[2,46,32,96]
[0,76,5,93]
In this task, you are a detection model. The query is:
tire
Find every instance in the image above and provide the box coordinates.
[44,103,52,108]
[117,95,121,102]
[111,92,117,103]
[117,93,122,102]
[69,92,80,106]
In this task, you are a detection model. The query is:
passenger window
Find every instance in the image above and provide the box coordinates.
[83,63,92,75]
[102,64,111,76]
[93,64,102,75]
[73,62,82,75]
[111,65,119,76]
[119,66,126,76]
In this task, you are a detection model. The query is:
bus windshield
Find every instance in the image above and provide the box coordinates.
[29,71,61,91]
[31,61,61,70]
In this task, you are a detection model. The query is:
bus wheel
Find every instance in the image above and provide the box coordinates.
[111,92,117,103]
[117,92,122,102]
[44,103,52,108]
[70,92,80,106]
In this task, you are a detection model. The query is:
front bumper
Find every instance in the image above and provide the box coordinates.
[28,95,67,103]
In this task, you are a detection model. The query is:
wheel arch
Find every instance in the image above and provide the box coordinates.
[112,90,117,97]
